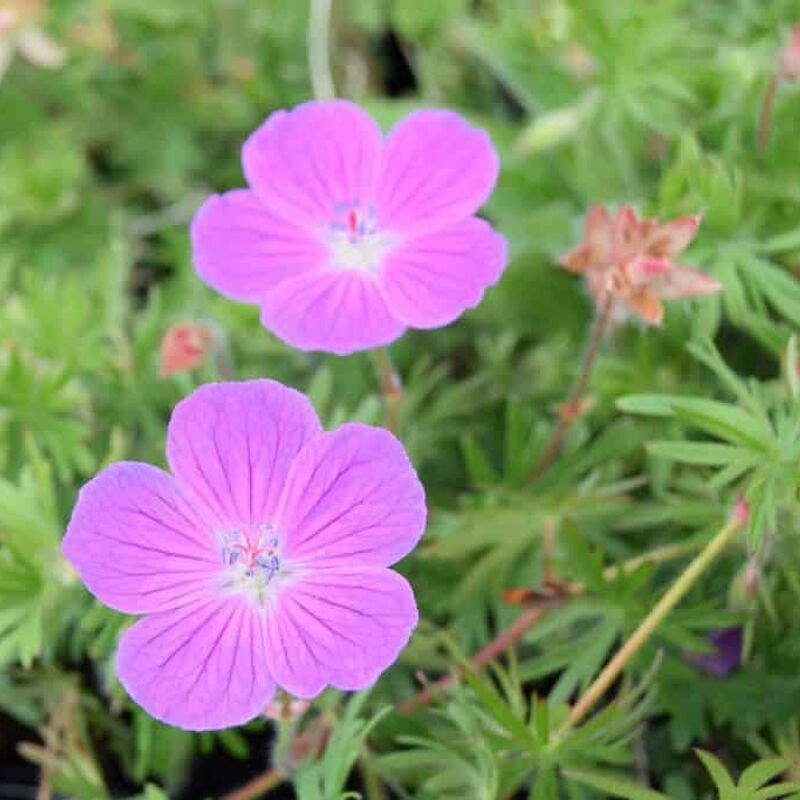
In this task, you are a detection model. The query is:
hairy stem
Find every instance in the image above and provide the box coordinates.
[223,536,702,796]
[399,602,551,713]
[757,73,779,151]
[220,767,285,800]
[307,0,335,100]
[371,348,403,435]
[559,514,743,733]
[527,292,615,485]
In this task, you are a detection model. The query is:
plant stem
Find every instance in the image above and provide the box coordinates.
[223,536,701,797]
[757,73,779,151]
[527,292,615,485]
[559,514,743,733]
[399,602,551,713]
[219,767,285,800]
[371,348,402,435]
[307,0,335,100]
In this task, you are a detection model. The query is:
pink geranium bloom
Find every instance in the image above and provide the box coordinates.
[62,380,426,730]
[191,100,507,355]
[561,205,722,325]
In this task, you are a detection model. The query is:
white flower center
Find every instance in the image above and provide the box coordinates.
[327,206,391,273]
[218,523,283,604]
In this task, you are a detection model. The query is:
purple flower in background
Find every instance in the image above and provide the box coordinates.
[62,380,426,730]
[191,100,507,355]
[686,627,743,677]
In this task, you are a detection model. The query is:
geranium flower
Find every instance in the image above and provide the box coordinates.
[685,627,743,678]
[62,380,426,730]
[0,0,64,81]
[159,323,214,377]
[561,205,722,325]
[191,100,507,355]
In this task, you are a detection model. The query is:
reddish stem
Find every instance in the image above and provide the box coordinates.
[219,767,285,800]
[527,292,614,485]
[398,602,551,713]
[371,348,402,435]
[757,73,779,151]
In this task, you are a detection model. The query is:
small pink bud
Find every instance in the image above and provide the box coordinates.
[779,25,800,81]
[734,495,750,526]
[159,323,214,377]
[263,697,309,722]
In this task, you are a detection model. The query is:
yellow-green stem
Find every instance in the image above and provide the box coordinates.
[371,348,402,435]
[559,514,743,733]
[307,0,335,100]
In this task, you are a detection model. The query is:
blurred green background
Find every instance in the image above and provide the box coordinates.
[3,1,800,798]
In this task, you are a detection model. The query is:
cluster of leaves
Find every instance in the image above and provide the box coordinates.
[2,0,800,798]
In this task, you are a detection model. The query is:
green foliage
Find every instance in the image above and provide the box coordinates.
[294,693,390,800]
[695,749,800,799]
[1,0,800,797]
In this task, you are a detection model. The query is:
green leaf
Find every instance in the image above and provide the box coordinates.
[695,749,736,794]
[463,669,539,751]
[563,768,670,799]
[739,757,792,791]
[646,441,754,466]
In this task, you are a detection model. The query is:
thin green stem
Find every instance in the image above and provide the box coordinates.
[527,291,615,485]
[371,348,402,435]
[307,0,335,100]
[559,514,743,733]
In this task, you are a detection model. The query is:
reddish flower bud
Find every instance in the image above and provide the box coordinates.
[159,323,214,377]
[734,495,750,526]
[779,24,800,81]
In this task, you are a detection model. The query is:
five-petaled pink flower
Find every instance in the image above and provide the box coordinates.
[190,100,507,355]
[560,205,722,325]
[62,380,426,731]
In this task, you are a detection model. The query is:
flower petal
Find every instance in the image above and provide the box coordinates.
[62,463,217,614]
[621,289,665,325]
[167,381,322,530]
[259,270,405,355]
[651,263,723,300]
[646,214,702,258]
[276,423,426,567]
[17,26,65,69]
[264,568,417,698]
[116,596,275,730]
[242,100,383,228]
[376,110,499,236]
[380,217,507,328]
[191,190,327,303]
[561,205,614,273]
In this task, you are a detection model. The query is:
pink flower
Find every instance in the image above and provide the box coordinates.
[62,380,426,730]
[159,323,214,377]
[191,100,507,355]
[561,205,722,325]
